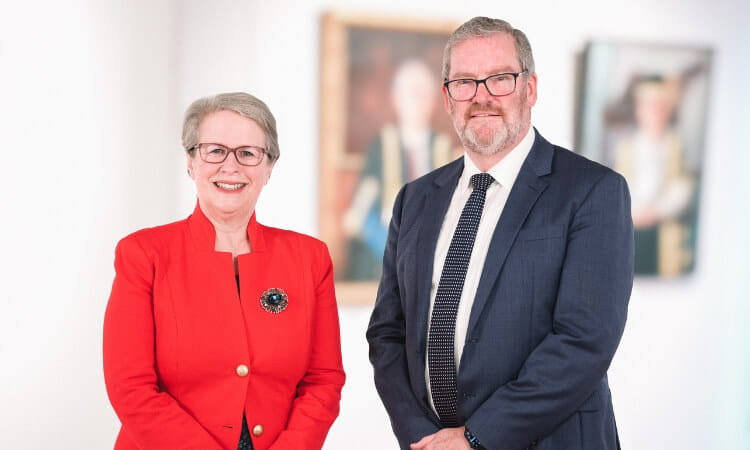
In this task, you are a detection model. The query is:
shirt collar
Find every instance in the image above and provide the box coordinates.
[459,126,535,190]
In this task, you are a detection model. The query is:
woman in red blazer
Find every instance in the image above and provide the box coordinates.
[103,92,345,450]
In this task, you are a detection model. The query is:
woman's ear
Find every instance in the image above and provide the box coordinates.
[186,156,195,179]
[264,162,275,185]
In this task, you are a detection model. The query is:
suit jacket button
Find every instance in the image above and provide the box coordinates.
[235,364,249,377]
[252,424,264,436]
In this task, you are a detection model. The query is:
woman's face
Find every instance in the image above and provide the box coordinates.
[187,110,274,222]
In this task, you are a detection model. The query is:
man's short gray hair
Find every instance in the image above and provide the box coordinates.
[442,17,535,81]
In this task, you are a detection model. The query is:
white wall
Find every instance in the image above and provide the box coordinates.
[0,1,180,448]
[0,1,747,449]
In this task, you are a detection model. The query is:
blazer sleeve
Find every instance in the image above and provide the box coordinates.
[367,185,441,448]
[103,235,223,450]
[466,170,634,449]
[269,240,346,450]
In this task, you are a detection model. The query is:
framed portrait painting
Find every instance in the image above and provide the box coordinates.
[319,12,461,303]
[578,41,712,278]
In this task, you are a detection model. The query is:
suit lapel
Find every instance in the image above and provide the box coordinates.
[467,131,554,332]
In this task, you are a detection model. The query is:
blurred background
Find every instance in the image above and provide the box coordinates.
[1,1,748,448]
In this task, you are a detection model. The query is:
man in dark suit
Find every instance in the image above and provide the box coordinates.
[367,17,633,450]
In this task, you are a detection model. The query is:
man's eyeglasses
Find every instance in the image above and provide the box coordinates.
[191,143,266,167]
[444,71,527,101]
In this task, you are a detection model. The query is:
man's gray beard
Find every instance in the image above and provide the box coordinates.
[454,118,523,157]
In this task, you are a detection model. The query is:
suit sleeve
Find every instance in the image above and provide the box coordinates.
[367,185,441,449]
[466,171,634,449]
[269,240,346,450]
[102,236,223,450]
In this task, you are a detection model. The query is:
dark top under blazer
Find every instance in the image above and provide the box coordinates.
[367,130,633,450]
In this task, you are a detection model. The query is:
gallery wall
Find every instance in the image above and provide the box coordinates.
[0,0,747,448]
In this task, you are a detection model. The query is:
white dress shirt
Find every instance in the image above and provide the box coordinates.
[425,127,535,415]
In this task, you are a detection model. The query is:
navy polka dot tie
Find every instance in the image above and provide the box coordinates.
[428,172,494,427]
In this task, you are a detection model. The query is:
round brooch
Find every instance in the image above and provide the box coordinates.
[260,288,288,314]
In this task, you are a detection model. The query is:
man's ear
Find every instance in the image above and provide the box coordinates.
[525,72,538,107]
[441,85,453,114]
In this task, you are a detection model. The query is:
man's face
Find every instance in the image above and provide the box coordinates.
[442,32,537,159]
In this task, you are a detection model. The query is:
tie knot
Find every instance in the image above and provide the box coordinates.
[470,173,494,192]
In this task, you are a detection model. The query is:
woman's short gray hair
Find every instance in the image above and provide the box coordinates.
[182,92,280,163]
[442,17,535,81]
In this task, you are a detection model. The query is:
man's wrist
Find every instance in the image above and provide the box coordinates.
[464,427,485,449]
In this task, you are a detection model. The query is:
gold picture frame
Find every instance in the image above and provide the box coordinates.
[577,41,711,278]
[319,12,460,303]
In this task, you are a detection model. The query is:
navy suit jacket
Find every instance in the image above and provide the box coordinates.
[367,130,633,450]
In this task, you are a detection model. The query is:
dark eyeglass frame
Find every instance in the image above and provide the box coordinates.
[443,70,528,101]
[190,142,267,167]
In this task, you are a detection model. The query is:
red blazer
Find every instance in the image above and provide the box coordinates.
[103,205,345,450]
